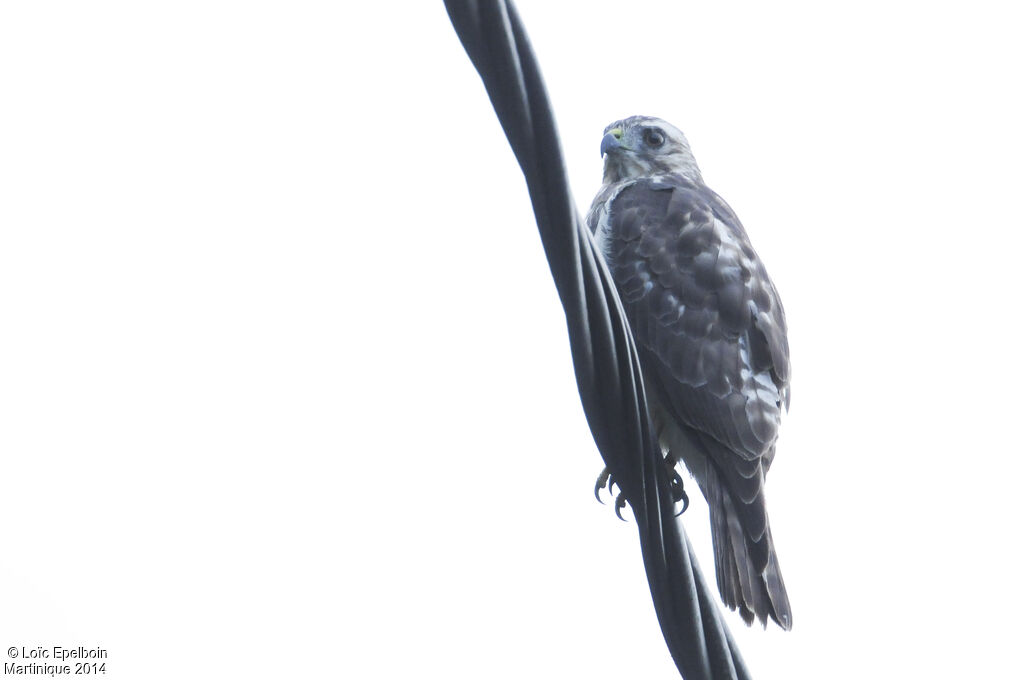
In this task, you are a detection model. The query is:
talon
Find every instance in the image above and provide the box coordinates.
[594,467,611,504]
[670,470,685,502]
[674,489,690,516]
[668,465,689,516]
[614,492,629,521]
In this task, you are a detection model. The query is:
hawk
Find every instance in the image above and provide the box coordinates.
[588,115,792,630]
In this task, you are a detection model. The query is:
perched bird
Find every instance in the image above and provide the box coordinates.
[588,115,792,630]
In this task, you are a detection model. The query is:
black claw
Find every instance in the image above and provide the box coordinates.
[669,470,684,501]
[668,467,689,516]
[614,492,628,521]
[674,489,690,517]
[594,468,610,504]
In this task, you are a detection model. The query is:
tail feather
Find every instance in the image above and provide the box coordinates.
[706,462,792,630]
[709,475,738,615]
[696,431,771,571]
[649,396,792,629]
[724,490,772,625]
[763,527,791,628]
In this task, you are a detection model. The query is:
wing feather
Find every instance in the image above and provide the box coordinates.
[591,175,790,465]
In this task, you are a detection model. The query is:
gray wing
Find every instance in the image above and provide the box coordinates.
[590,175,793,627]
[590,176,790,466]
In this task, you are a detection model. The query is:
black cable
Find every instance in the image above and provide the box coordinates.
[443,2,752,679]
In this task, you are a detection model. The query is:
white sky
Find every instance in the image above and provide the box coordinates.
[2,1,1022,678]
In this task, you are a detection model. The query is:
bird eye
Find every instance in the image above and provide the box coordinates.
[643,128,666,148]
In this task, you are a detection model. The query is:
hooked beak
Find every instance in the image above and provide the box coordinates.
[600,128,624,157]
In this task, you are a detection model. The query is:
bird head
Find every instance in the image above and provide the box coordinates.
[600,115,702,184]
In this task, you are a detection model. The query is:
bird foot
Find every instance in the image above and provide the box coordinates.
[670,469,690,516]
[663,454,690,516]
[594,467,631,521]
[595,461,688,519]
